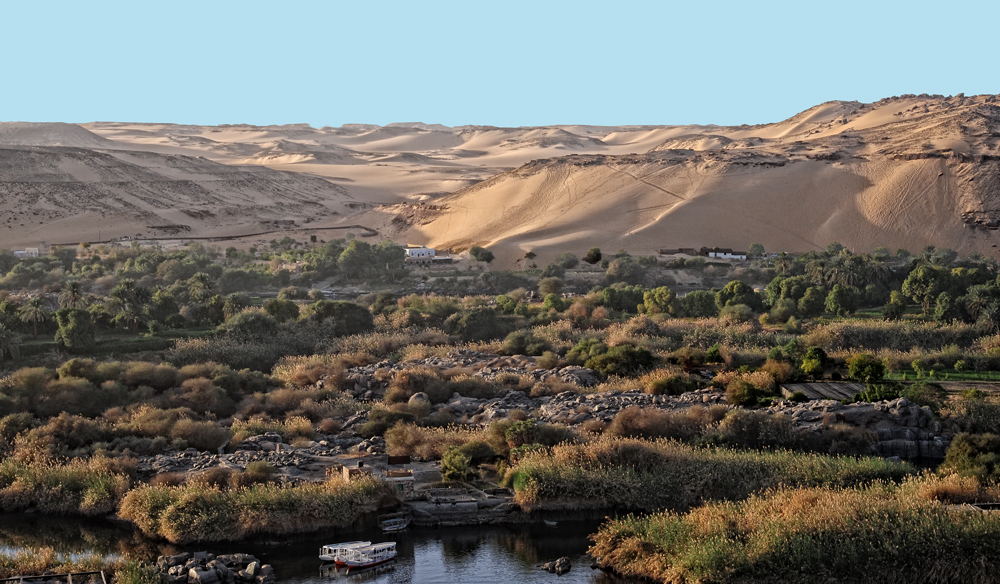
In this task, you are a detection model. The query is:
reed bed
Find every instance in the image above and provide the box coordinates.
[590,475,1000,584]
[0,458,132,516]
[508,436,912,511]
[118,475,391,544]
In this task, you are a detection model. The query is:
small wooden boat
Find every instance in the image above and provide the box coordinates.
[543,520,558,527]
[341,542,397,570]
[379,512,411,532]
[319,541,371,563]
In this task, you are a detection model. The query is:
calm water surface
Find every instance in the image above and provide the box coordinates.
[0,514,635,583]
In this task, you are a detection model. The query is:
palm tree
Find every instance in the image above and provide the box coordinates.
[59,280,87,309]
[109,279,151,330]
[18,296,49,338]
[0,323,20,364]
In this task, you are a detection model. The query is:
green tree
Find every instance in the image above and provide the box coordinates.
[848,353,886,384]
[602,285,645,313]
[556,252,579,269]
[263,299,300,323]
[540,263,566,278]
[748,243,766,259]
[605,257,645,285]
[469,246,495,264]
[223,293,251,319]
[538,277,564,295]
[18,296,49,338]
[716,280,759,311]
[219,310,279,343]
[444,308,514,342]
[824,284,859,317]
[53,308,96,352]
[641,286,679,316]
[301,300,375,336]
[58,280,87,309]
[902,264,949,315]
[883,290,908,320]
[934,291,960,322]
[0,323,21,364]
[583,248,602,265]
[683,290,718,318]
[797,286,827,317]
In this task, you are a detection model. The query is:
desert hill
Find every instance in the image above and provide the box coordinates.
[1,95,998,261]
[362,94,1000,264]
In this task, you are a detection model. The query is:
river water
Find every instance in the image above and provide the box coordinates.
[0,514,634,583]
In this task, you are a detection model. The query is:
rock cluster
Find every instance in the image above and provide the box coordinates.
[767,397,950,459]
[156,552,274,584]
[336,349,601,402]
[541,557,571,575]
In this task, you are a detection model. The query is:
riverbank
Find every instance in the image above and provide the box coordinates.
[589,475,1000,584]
[0,514,618,584]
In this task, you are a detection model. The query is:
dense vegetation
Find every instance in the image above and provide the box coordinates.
[5,238,1000,579]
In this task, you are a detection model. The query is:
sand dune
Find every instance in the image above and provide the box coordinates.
[2,95,998,259]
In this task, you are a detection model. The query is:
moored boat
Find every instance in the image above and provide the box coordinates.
[319,541,371,563]
[378,512,411,532]
[341,542,398,570]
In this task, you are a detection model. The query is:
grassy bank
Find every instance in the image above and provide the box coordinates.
[507,437,913,511]
[0,549,157,584]
[118,475,392,544]
[589,475,1000,584]
[0,458,132,515]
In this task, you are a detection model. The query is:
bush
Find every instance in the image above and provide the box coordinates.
[726,379,759,406]
[585,345,655,377]
[169,419,231,451]
[441,448,477,482]
[942,433,1000,481]
[500,330,551,356]
[607,406,727,440]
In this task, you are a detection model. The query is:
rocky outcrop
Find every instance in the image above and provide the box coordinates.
[156,552,274,584]
[541,557,571,575]
[767,397,950,459]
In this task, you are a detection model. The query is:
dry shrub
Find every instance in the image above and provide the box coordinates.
[170,418,231,451]
[494,372,534,391]
[589,480,1000,584]
[530,377,578,398]
[907,473,1000,504]
[163,378,235,417]
[399,343,451,361]
[582,419,607,434]
[123,362,178,391]
[607,405,727,440]
[384,422,485,460]
[758,358,795,383]
[118,475,389,544]
[318,418,342,434]
[385,366,443,404]
[190,467,234,490]
[150,472,187,487]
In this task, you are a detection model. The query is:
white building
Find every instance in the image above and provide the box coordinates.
[13,248,40,259]
[405,245,436,259]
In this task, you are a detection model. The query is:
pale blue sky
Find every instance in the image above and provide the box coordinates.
[3,0,997,127]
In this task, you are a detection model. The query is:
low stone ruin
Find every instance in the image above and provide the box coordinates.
[156,552,274,584]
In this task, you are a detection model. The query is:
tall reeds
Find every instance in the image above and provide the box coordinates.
[590,475,1000,584]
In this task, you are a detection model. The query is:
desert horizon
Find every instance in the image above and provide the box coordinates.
[3,92,998,264]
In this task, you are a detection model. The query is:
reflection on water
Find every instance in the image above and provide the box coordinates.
[0,515,631,584]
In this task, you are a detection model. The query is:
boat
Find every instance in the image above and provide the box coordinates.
[319,541,371,563]
[378,512,411,532]
[544,520,558,527]
[340,542,398,570]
